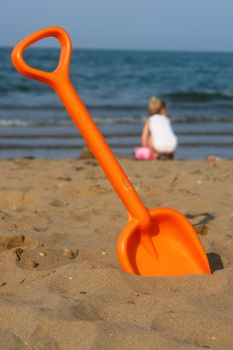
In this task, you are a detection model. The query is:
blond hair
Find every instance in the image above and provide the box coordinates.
[148,96,165,115]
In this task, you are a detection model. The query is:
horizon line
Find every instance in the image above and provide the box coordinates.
[0,45,233,55]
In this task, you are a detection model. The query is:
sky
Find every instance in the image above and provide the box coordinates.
[0,0,233,52]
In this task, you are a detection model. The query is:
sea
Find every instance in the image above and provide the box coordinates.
[0,48,233,159]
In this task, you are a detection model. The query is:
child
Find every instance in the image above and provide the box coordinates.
[141,96,177,159]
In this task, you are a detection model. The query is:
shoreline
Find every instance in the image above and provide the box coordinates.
[0,152,232,161]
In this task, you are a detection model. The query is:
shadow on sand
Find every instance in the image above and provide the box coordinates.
[207,252,224,273]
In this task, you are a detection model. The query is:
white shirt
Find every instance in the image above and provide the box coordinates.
[149,114,177,153]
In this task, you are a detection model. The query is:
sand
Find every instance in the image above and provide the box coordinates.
[0,157,232,349]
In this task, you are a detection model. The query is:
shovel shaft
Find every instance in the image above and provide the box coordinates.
[55,79,151,229]
[11,26,152,230]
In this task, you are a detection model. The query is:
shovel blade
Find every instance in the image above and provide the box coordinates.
[117,208,211,276]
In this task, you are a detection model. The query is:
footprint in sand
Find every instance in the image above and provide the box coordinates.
[0,235,78,271]
[16,247,78,271]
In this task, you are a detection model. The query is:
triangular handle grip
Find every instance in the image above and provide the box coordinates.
[11,26,72,88]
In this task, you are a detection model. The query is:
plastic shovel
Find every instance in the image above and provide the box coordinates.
[12,27,211,276]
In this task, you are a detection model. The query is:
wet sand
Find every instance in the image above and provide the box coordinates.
[0,157,232,349]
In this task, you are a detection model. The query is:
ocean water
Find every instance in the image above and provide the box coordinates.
[0,47,233,159]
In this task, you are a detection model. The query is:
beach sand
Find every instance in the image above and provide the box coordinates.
[0,157,232,349]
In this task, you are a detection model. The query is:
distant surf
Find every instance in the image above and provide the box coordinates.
[0,48,232,159]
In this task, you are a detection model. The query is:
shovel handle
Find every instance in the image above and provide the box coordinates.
[11,26,72,88]
[11,26,151,231]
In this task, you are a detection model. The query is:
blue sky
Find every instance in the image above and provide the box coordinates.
[1,0,233,51]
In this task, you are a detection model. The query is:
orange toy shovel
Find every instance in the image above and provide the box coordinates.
[12,27,211,276]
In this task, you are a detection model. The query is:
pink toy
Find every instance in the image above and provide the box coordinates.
[134,147,157,160]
